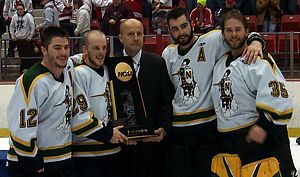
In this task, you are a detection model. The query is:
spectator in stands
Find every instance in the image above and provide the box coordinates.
[190,0,213,33]
[257,0,280,32]
[206,0,223,14]
[3,0,33,19]
[103,0,134,36]
[9,2,35,74]
[36,0,59,32]
[280,0,297,15]
[74,0,90,51]
[3,0,33,57]
[124,0,143,20]
[152,10,169,34]
[152,0,172,18]
[142,0,152,19]
[214,0,238,29]
[103,0,134,54]
[90,0,113,30]
[235,0,257,15]
[55,0,75,36]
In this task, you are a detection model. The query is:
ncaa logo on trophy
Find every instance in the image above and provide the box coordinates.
[115,62,134,82]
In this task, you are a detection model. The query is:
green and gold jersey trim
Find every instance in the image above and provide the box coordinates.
[21,63,50,107]
[72,143,120,156]
[72,115,101,137]
[218,120,257,133]
[8,142,72,161]
[10,133,37,156]
[257,103,293,122]
[172,108,216,126]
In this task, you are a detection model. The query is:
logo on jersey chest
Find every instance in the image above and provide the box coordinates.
[213,69,238,117]
[172,58,200,105]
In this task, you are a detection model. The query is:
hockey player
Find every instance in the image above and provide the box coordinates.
[162,7,265,177]
[211,9,297,177]
[72,30,127,177]
[6,26,126,177]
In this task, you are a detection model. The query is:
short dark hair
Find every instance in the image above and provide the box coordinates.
[16,3,25,9]
[221,9,248,33]
[166,7,191,25]
[41,26,69,48]
[73,0,83,7]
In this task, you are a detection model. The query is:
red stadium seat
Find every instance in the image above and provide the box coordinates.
[277,34,299,53]
[280,15,300,32]
[143,35,158,54]
[245,15,257,32]
[143,34,166,55]
[262,34,277,53]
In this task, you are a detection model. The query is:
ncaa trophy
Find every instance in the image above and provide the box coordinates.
[106,56,155,139]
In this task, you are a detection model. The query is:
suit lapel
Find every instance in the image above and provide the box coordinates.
[138,51,152,85]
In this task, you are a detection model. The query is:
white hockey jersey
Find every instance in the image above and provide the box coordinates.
[162,30,229,128]
[211,52,293,132]
[72,64,121,157]
[7,60,102,164]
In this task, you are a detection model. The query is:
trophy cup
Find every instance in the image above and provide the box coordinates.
[106,56,155,139]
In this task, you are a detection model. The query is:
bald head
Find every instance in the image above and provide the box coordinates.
[83,30,106,47]
[119,18,144,34]
[119,18,144,56]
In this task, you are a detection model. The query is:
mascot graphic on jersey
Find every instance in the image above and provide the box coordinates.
[214,69,237,117]
[173,58,200,105]
[55,85,72,133]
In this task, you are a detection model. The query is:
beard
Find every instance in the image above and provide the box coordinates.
[87,51,104,68]
[171,28,194,46]
[224,36,247,50]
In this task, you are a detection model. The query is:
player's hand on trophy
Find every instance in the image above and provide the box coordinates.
[143,128,165,143]
[110,126,128,144]
[124,139,138,146]
[245,124,267,144]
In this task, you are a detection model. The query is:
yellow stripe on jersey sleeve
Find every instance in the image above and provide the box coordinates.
[72,115,102,137]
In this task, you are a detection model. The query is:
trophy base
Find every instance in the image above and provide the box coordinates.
[112,119,156,139]
[120,126,156,139]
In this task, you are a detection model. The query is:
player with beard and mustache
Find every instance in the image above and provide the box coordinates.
[211,9,297,177]
[162,7,266,177]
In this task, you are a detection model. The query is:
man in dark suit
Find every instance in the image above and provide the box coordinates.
[117,18,174,177]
